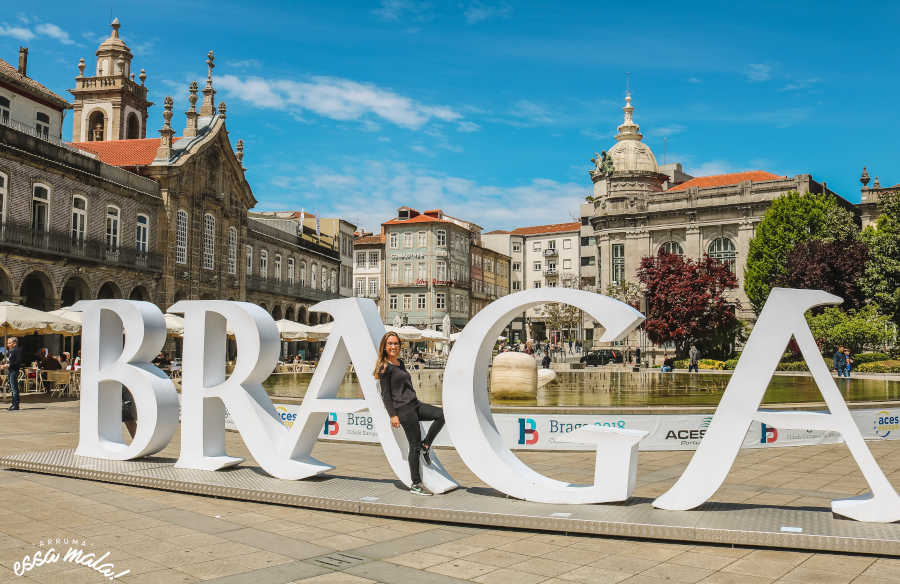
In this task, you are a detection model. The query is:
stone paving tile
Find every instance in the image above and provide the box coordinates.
[344,559,472,583]
[386,549,450,569]
[462,548,533,568]
[199,560,330,584]
[666,551,737,571]
[472,567,550,584]
[775,565,855,584]
[639,562,714,582]
[217,528,329,560]
[427,557,497,579]
[346,528,467,560]
[421,539,490,558]
[514,556,583,577]
[556,564,633,583]
[289,573,377,584]
[695,573,774,584]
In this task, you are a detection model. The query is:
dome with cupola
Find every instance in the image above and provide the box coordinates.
[605,93,658,173]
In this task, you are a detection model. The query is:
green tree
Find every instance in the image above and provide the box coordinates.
[540,302,581,340]
[860,190,900,325]
[745,191,858,314]
[806,305,893,355]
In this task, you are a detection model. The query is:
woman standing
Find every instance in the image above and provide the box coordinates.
[375,332,445,496]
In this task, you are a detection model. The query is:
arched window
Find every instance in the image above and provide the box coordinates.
[659,241,684,256]
[35,112,50,139]
[321,265,327,290]
[105,205,120,251]
[0,96,9,124]
[310,264,318,290]
[259,249,268,279]
[126,112,140,139]
[175,210,188,264]
[708,237,736,271]
[227,227,237,275]
[274,254,282,282]
[287,258,295,285]
[330,269,337,292]
[245,245,253,276]
[71,195,87,245]
[299,261,307,286]
[32,184,50,233]
[135,214,149,253]
[87,110,105,141]
[203,214,215,270]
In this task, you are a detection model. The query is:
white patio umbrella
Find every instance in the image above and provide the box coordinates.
[419,328,447,341]
[164,313,185,337]
[0,302,80,336]
[49,307,83,326]
[306,322,333,340]
[275,319,312,341]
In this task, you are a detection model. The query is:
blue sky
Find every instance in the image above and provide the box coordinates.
[2,1,898,232]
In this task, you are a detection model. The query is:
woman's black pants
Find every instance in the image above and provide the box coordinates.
[397,402,445,484]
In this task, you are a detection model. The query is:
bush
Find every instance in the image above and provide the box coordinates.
[724,358,739,370]
[856,360,900,373]
[699,359,726,370]
[851,352,891,364]
[673,359,688,369]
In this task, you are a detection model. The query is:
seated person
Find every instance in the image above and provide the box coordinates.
[152,352,171,367]
[39,350,62,371]
[661,354,675,373]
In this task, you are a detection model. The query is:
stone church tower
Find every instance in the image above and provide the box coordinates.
[69,18,153,142]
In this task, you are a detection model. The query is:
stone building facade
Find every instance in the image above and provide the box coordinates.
[586,93,844,325]
[469,243,510,319]
[383,207,478,331]
[353,232,385,320]
[0,20,343,333]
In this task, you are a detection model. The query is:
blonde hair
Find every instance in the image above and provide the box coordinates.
[373,332,401,379]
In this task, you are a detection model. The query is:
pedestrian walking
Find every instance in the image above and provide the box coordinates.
[0,337,23,410]
[833,346,847,378]
[376,332,445,496]
[843,348,853,378]
[635,347,641,366]
[688,345,700,373]
[542,353,551,369]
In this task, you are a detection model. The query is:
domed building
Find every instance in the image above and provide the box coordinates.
[579,92,848,349]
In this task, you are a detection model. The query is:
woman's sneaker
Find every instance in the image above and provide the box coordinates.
[410,482,432,496]
[422,446,432,466]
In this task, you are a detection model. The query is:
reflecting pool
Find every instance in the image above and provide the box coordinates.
[262,370,900,407]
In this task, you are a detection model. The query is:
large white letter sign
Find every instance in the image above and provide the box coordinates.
[654,288,900,523]
[278,298,458,493]
[72,300,179,460]
[170,301,309,474]
[443,288,645,503]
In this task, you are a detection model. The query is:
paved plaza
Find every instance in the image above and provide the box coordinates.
[0,398,899,583]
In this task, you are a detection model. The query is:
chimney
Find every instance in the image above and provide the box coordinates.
[17,47,28,76]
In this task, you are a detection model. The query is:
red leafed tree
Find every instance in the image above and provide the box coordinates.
[637,253,741,358]
[774,239,868,312]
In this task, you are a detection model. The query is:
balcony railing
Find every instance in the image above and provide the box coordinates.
[0,220,162,271]
[544,267,558,277]
[245,275,342,301]
[543,248,558,257]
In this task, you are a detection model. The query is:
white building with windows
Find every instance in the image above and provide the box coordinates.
[0,48,70,143]
[580,91,848,357]
[353,232,385,320]
[482,222,581,342]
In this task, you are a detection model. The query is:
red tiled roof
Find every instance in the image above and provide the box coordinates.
[355,234,384,245]
[485,229,510,235]
[0,58,70,108]
[68,137,182,166]
[667,171,783,192]
[509,222,580,236]
[383,215,451,226]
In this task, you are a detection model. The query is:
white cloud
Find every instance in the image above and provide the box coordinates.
[690,160,738,176]
[225,59,262,70]
[464,2,513,24]
[779,77,821,92]
[456,120,480,132]
[265,160,585,232]
[35,23,74,45]
[217,74,463,130]
[0,24,35,41]
[654,124,686,137]
[687,77,702,84]
[503,99,557,126]
[745,63,772,82]
[373,0,434,23]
